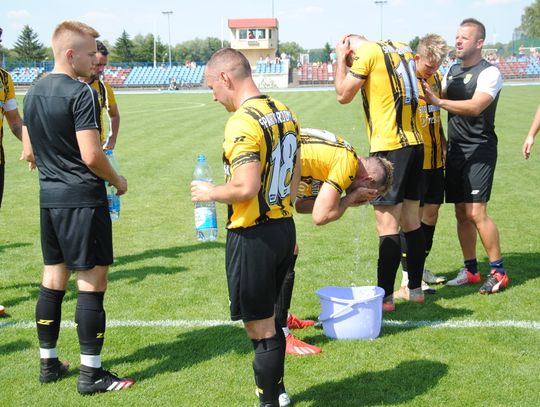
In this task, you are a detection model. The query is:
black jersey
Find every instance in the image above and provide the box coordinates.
[24,73,106,208]
[445,59,502,153]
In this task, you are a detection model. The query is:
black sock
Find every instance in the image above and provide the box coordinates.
[76,291,106,356]
[464,259,478,274]
[252,335,284,404]
[489,258,504,274]
[377,234,401,297]
[421,222,436,258]
[275,254,297,328]
[404,228,426,290]
[36,285,65,349]
[399,231,408,272]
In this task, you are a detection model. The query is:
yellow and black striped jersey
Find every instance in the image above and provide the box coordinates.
[0,69,17,165]
[350,41,422,152]
[417,72,444,169]
[297,128,358,199]
[90,79,117,144]
[223,95,300,229]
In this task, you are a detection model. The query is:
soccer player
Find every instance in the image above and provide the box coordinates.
[277,128,393,356]
[294,128,392,221]
[523,104,540,159]
[0,26,23,318]
[335,34,426,311]
[422,18,507,294]
[0,26,24,208]
[397,34,449,298]
[21,21,134,394]
[78,40,120,150]
[191,48,300,407]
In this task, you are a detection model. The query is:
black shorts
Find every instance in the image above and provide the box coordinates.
[371,144,424,205]
[225,218,296,322]
[40,206,113,270]
[445,149,497,203]
[0,163,4,208]
[421,167,444,206]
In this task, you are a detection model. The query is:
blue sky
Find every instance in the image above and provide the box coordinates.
[1,0,535,51]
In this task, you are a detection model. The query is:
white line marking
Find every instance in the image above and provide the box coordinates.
[1,319,540,330]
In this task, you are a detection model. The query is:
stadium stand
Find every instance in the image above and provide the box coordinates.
[123,65,205,88]
[6,56,540,88]
[255,61,285,74]
[103,66,132,87]
[9,66,44,84]
[297,62,336,85]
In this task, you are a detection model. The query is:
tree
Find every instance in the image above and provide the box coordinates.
[112,30,134,62]
[409,36,420,53]
[520,0,540,39]
[174,37,229,64]
[322,42,332,63]
[277,41,306,66]
[13,25,45,60]
[132,33,167,62]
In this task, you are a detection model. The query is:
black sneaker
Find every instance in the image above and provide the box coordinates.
[39,358,70,383]
[77,366,135,395]
[479,270,509,294]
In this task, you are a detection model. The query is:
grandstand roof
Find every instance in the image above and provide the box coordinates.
[228,18,278,29]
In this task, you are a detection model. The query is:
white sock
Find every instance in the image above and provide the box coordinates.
[282,327,290,337]
[401,270,409,287]
[80,354,101,368]
[40,348,58,359]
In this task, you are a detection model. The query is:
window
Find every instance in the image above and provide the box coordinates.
[239,29,247,40]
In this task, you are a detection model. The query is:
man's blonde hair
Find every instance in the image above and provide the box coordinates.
[417,34,448,65]
[52,21,99,54]
[366,156,394,195]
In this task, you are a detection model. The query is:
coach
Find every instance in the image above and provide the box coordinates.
[422,18,508,294]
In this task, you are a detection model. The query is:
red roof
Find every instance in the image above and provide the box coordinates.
[228,18,278,29]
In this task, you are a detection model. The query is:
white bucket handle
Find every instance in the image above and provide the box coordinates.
[318,296,380,322]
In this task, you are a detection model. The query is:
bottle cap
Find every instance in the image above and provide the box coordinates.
[197,154,206,162]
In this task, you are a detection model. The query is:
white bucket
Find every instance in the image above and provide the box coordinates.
[316,286,384,340]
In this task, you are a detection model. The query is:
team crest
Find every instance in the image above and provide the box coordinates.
[463,74,473,84]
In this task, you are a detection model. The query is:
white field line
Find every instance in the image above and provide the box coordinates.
[2,319,540,330]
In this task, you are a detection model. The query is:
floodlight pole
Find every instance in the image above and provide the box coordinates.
[374,1,387,41]
[162,11,173,67]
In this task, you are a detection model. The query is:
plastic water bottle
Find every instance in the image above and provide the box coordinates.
[193,154,218,241]
[105,150,121,221]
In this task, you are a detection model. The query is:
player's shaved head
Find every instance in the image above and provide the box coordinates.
[52,20,99,58]
[206,48,251,80]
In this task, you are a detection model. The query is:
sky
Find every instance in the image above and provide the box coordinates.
[0,0,535,51]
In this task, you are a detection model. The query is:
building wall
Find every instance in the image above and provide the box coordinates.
[230,27,278,67]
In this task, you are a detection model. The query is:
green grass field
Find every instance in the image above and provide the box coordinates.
[1,85,540,406]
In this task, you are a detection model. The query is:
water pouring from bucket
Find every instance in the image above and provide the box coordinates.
[316,286,384,340]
